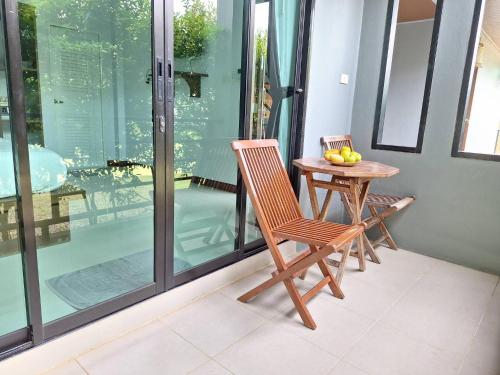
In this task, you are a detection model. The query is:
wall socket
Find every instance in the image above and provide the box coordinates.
[340,73,349,85]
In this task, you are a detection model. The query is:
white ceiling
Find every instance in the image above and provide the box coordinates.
[483,0,500,47]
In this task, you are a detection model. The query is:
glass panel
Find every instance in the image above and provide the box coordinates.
[0,14,29,337]
[374,0,437,149]
[456,0,500,156]
[173,0,244,273]
[18,0,155,323]
[245,0,299,245]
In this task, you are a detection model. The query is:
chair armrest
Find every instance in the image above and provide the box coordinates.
[390,196,415,212]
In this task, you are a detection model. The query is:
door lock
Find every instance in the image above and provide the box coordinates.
[158,115,166,133]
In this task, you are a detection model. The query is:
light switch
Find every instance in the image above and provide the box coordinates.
[340,74,349,85]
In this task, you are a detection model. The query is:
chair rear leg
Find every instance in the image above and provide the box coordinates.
[283,279,317,330]
[335,241,353,284]
[309,245,344,298]
[317,259,344,299]
[379,220,397,250]
[298,268,308,280]
[369,206,398,250]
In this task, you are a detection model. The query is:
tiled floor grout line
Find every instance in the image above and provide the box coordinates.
[64,269,276,374]
[38,250,498,375]
[66,267,276,373]
[454,275,500,375]
[215,289,279,318]
[223,257,437,369]
[37,316,162,375]
[75,358,90,375]
[329,360,370,375]
[163,307,270,358]
[337,266,432,365]
[191,266,499,375]
[208,250,438,369]
[210,357,236,375]
[39,359,84,375]
[165,319,253,374]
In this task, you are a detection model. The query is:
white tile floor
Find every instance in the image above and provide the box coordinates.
[38,247,500,375]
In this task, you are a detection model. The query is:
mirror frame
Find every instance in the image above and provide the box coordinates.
[452,0,500,162]
[372,0,444,153]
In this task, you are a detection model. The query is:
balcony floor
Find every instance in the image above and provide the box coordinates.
[15,247,500,374]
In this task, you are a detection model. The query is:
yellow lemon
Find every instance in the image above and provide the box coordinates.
[345,154,357,163]
[331,149,340,155]
[341,146,351,154]
[324,150,334,160]
[330,154,344,163]
[351,151,362,162]
[341,150,351,160]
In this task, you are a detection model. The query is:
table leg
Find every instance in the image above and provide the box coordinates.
[318,176,336,221]
[340,181,381,267]
[301,173,336,280]
[305,172,321,219]
[357,181,381,264]
[349,180,366,271]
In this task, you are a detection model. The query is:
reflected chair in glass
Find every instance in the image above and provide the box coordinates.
[174,139,238,265]
[231,139,364,329]
[321,135,415,250]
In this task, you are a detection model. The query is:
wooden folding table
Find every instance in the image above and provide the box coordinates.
[293,158,399,279]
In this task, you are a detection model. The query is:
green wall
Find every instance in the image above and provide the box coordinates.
[350,0,500,274]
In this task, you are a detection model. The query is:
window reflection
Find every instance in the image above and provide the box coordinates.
[245,0,299,245]
[173,0,243,273]
[17,0,155,323]
[374,0,438,150]
[458,0,500,156]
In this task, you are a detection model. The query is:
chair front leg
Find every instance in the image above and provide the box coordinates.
[283,279,317,330]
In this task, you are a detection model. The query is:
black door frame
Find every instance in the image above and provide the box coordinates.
[0,0,315,357]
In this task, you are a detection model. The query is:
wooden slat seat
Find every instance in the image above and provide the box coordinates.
[273,218,352,246]
[232,139,364,330]
[321,135,415,251]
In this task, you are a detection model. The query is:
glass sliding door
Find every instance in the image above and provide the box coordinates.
[0,12,29,345]
[245,0,300,245]
[16,0,160,324]
[172,0,244,274]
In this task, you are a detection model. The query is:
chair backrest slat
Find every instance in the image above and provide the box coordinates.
[320,135,353,152]
[232,140,302,231]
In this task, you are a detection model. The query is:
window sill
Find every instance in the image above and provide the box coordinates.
[371,143,422,153]
[451,150,500,162]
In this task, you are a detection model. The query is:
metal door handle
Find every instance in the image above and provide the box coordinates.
[295,88,304,94]
[156,57,164,102]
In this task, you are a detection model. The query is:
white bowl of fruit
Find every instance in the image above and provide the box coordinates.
[324,146,362,167]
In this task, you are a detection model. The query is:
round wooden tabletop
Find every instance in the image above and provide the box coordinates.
[293,158,400,178]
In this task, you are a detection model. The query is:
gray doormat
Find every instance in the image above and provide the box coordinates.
[46,250,191,310]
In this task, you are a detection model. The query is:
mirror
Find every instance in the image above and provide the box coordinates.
[453,0,500,161]
[372,0,443,152]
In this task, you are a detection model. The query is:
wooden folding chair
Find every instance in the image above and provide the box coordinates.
[231,139,364,329]
[321,135,415,250]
